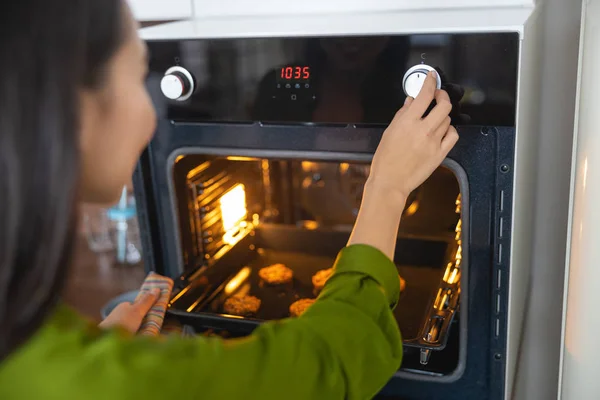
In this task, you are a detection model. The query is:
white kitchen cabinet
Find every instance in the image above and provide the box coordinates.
[192,0,534,17]
[127,0,193,22]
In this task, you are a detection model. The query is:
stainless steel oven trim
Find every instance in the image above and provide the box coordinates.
[166,147,468,382]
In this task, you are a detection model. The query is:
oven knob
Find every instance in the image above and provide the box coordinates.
[402,64,442,98]
[160,66,195,101]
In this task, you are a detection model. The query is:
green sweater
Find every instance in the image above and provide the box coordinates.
[0,244,402,400]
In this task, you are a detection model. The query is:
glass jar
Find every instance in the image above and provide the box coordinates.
[82,206,114,253]
[106,194,142,266]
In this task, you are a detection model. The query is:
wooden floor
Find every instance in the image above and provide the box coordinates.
[63,235,147,322]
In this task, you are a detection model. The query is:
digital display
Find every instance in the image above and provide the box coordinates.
[278,65,310,81]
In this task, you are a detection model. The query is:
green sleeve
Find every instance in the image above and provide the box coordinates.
[0,244,402,400]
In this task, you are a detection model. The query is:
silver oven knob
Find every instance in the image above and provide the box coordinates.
[402,64,442,98]
[160,66,195,101]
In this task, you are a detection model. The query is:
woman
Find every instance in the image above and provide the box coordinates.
[0,1,458,399]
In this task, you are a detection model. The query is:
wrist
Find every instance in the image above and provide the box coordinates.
[364,178,409,206]
[360,179,407,224]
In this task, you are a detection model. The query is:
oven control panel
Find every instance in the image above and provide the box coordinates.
[402,64,442,98]
[159,63,444,102]
[148,33,519,126]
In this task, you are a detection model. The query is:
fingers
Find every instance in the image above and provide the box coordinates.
[98,288,160,333]
[107,302,129,316]
[440,125,459,154]
[432,116,451,139]
[424,89,452,131]
[133,288,160,314]
[408,71,438,117]
[98,303,131,331]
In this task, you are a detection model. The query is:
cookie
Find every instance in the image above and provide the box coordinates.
[258,263,293,285]
[289,298,316,317]
[223,294,261,317]
[312,268,334,293]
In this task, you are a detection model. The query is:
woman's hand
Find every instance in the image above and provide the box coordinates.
[368,71,458,199]
[98,288,160,334]
[348,71,458,260]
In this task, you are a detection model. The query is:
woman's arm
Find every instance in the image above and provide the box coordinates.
[16,256,398,400]
[2,247,401,400]
[349,71,458,261]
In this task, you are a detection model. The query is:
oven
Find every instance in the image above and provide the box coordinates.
[133,7,542,399]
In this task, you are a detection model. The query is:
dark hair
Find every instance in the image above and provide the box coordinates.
[0,0,126,360]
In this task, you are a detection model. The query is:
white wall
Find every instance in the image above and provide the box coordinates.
[513,0,582,399]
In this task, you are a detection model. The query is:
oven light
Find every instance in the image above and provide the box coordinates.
[220,184,247,232]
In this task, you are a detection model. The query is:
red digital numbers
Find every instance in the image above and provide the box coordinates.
[280,66,310,80]
[302,66,309,79]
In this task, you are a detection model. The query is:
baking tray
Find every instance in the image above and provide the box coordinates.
[168,224,456,349]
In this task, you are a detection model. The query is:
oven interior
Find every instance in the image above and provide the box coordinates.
[167,154,464,377]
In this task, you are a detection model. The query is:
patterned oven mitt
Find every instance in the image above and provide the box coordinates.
[134,272,174,336]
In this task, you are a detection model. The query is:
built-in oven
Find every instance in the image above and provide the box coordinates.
[133,8,542,399]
